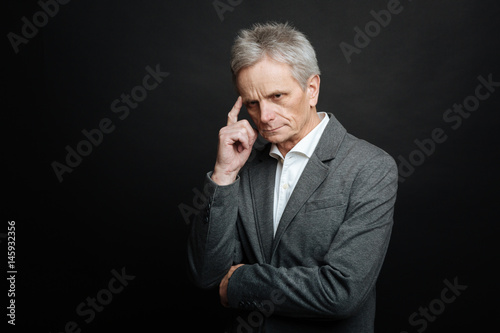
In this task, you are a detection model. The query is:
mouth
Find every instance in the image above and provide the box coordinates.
[262,125,284,133]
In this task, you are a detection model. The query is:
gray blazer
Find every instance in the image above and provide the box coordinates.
[187,113,398,332]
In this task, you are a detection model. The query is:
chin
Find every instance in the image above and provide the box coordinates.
[261,134,286,145]
[260,131,278,140]
[259,127,292,145]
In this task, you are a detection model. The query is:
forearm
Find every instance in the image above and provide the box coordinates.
[226,244,386,320]
[226,264,358,319]
[187,172,240,289]
[226,154,398,318]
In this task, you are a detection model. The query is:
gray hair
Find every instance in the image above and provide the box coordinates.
[230,22,320,90]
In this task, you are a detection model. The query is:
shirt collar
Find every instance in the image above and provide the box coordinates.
[269,112,330,161]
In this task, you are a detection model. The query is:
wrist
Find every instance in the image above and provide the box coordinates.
[212,168,238,186]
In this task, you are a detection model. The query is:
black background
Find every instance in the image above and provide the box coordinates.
[4,0,500,332]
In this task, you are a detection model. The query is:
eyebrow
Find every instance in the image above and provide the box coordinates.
[242,98,255,105]
[267,90,287,97]
[242,90,289,105]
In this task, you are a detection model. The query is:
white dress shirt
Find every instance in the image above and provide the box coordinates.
[269,112,330,236]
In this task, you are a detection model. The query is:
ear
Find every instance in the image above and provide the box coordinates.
[307,74,320,108]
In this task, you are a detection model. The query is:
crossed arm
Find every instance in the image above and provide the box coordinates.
[187,152,398,318]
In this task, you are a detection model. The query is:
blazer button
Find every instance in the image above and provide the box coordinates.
[239,301,251,310]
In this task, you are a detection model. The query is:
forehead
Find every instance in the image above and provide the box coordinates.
[236,57,299,97]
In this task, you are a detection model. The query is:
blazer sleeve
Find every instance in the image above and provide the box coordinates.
[186,172,241,289]
[226,153,398,319]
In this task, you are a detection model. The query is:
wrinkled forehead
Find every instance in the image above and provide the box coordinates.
[235,57,299,98]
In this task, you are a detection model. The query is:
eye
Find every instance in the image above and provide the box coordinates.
[274,94,282,99]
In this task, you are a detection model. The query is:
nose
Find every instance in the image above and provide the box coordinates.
[259,101,275,123]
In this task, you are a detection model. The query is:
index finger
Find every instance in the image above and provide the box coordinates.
[227,96,243,126]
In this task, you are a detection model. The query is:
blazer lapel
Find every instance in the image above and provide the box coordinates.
[271,155,329,256]
[270,113,347,259]
[249,149,277,263]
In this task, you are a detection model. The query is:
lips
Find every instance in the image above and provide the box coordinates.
[262,125,284,132]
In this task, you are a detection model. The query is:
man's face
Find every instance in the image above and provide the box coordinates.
[236,56,320,153]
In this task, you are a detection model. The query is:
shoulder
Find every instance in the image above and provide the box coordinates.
[339,133,398,192]
[343,133,395,168]
[319,123,398,187]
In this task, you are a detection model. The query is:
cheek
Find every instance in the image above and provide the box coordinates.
[293,99,311,124]
[275,104,293,122]
[282,96,306,119]
[284,108,303,127]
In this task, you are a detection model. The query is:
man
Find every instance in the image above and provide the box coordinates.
[187,22,398,332]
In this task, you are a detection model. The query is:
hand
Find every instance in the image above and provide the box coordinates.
[219,264,244,307]
[212,96,258,185]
